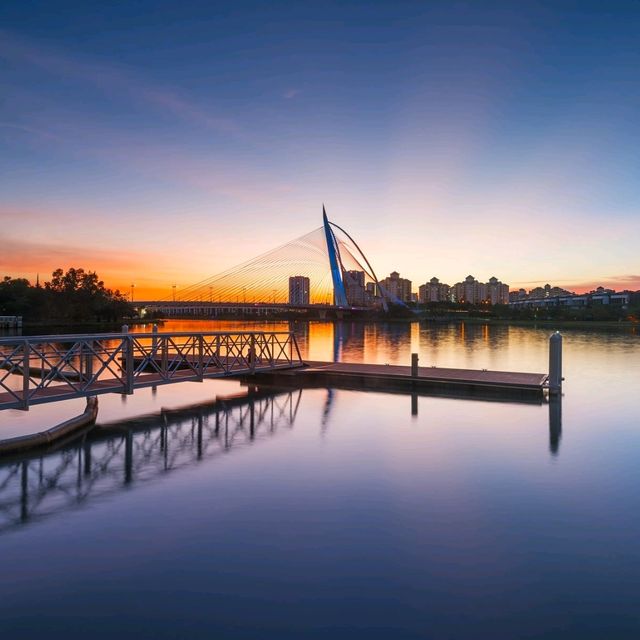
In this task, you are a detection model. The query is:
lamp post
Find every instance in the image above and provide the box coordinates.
[172,284,176,302]
[130,283,135,303]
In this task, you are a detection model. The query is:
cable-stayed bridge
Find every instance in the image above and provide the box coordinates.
[142,207,396,318]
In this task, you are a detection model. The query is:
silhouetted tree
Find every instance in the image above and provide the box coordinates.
[0,268,132,324]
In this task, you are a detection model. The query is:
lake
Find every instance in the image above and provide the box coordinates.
[0,320,639,638]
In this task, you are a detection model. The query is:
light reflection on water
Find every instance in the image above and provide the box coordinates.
[0,320,639,638]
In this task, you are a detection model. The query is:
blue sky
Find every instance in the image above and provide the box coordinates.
[1,1,639,296]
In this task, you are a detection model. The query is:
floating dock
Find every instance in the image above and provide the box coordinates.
[249,360,549,402]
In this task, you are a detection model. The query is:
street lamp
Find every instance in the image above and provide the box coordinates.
[172,284,176,302]
[130,283,135,303]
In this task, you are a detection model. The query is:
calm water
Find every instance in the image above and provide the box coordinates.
[1,320,639,638]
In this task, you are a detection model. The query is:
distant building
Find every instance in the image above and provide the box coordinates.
[381,271,412,304]
[453,275,481,304]
[508,289,632,309]
[528,283,573,299]
[344,270,366,306]
[452,275,509,304]
[365,281,378,299]
[487,276,510,305]
[418,277,450,303]
[288,276,310,305]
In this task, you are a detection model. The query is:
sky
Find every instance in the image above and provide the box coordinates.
[1,0,639,299]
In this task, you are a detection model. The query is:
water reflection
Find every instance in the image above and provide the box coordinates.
[0,388,302,534]
[549,395,562,455]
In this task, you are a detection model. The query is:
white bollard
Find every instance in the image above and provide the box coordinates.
[549,331,563,394]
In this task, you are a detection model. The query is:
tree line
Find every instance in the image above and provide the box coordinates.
[0,268,133,324]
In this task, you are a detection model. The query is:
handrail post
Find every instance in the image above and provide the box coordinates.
[250,333,256,373]
[124,335,134,394]
[161,336,168,377]
[22,339,30,410]
[198,334,204,380]
[152,324,158,356]
[84,340,93,385]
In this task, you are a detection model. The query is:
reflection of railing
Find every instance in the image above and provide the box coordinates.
[0,389,302,533]
[0,331,303,409]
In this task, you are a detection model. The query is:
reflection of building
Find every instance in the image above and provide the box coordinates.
[418,277,450,303]
[452,275,509,304]
[381,271,412,304]
[288,276,310,305]
[344,270,366,306]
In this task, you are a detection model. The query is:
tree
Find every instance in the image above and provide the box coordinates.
[0,268,132,324]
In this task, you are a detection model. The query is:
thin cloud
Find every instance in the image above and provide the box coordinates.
[0,29,243,138]
[283,88,301,99]
[0,121,60,141]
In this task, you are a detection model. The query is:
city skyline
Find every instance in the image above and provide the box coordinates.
[2,2,639,298]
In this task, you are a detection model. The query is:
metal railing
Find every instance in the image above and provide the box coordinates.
[0,330,303,410]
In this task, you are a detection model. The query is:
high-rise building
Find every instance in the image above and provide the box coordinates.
[419,277,451,303]
[344,270,366,306]
[487,276,509,305]
[452,275,509,304]
[288,276,310,305]
[380,271,412,304]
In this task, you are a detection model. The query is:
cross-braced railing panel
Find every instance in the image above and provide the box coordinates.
[0,331,303,410]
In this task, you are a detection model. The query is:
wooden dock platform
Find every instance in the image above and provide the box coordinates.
[249,361,549,401]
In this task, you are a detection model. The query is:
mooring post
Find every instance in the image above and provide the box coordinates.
[548,331,563,395]
[411,352,419,377]
[411,393,418,417]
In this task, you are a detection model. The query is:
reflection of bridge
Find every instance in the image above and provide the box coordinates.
[144,207,397,314]
[0,388,302,533]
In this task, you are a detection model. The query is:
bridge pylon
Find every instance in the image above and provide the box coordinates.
[322,205,348,307]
